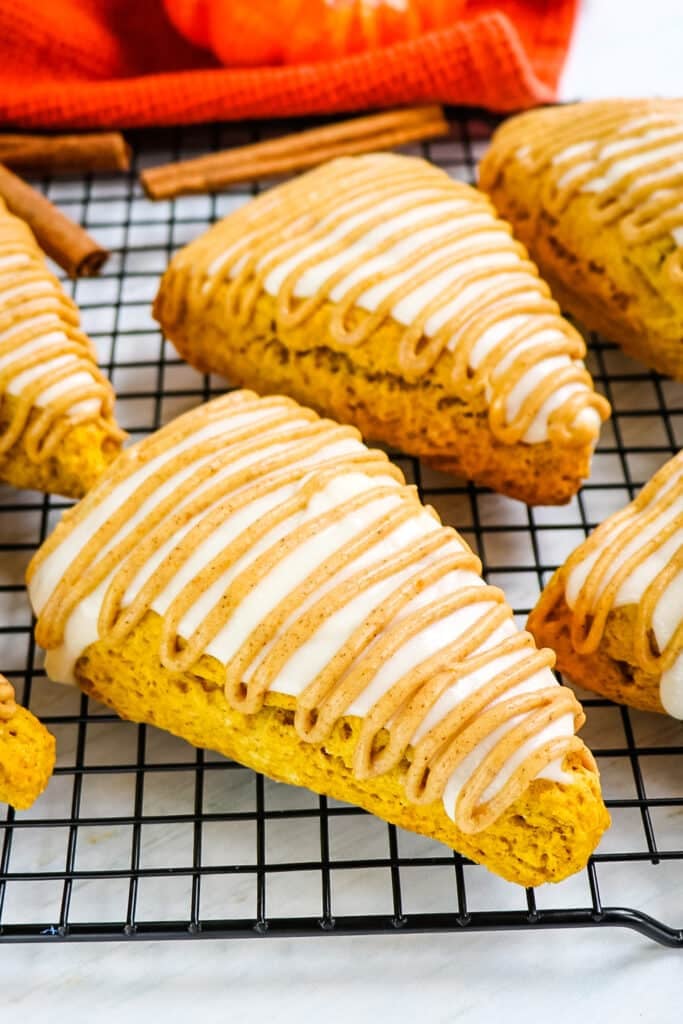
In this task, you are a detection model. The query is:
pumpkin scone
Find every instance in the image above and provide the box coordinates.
[528,451,682,717]
[0,197,125,497]
[479,99,683,380]
[0,674,55,811]
[28,390,609,886]
[153,154,610,506]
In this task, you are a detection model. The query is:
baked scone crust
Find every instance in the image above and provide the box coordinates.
[162,297,596,506]
[77,611,608,888]
[528,451,682,716]
[528,576,665,715]
[0,677,56,811]
[0,198,125,498]
[154,154,609,506]
[29,390,610,885]
[479,100,683,380]
[1,395,122,496]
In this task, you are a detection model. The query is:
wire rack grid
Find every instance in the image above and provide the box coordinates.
[0,110,682,947]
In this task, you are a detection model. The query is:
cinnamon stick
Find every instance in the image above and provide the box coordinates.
[0,132,131,176]
[141,106,450,200]
[0,164,109,277]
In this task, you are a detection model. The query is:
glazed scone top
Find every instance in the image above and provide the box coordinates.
[0,199,124,463]
[564,451,683,717]
[28,390,595,834]
[164,154,609,448]
[480,100,683,281]
[0,674,17,722]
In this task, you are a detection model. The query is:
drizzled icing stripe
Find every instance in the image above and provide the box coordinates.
[0,674,17,722]
[28,390,595,834]
[564,451,683,717]
[0,199,125,463]
[162,154,608,448]
[482,100,683,282]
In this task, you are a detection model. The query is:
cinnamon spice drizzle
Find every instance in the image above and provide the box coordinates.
[162,154,608,448]
[482,100,683,281]
[0,674,17,722]
[29,391,595,834]
[0,199,124,463]
[565,451,683,679]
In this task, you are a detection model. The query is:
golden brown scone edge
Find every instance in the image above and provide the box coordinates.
[528,573,665,715]
[155,289,599,507]
[0,394,122,498]
[0,703,56,811]
[479,102,683,380]
[76,609,610,888]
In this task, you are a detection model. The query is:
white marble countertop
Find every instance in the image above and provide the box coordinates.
[3,0,683,1016]
[5,926,681,1022]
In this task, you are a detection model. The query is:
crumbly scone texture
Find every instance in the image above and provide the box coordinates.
[0,705,56,811]
[74,610,610,887]
[479,107,683,381]
[155,291,597,507]
[528,574,665,714]
[0,395,121,498]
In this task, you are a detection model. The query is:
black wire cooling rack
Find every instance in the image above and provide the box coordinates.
[1,109,682,947]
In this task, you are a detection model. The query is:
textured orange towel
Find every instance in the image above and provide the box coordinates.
[0,1,578,129]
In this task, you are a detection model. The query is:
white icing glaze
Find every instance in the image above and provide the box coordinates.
[565,456,683,717]
[214,175,598,446]
[0,258,105,421]
[2,340,100,417]
[30,404,293,614]
[0,253,30,272]
[29,395,576,821]
[551,115,683,243]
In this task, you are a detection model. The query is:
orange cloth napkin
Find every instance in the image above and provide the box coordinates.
[0,0,578,129]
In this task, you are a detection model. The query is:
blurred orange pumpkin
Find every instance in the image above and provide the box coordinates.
[164,0,466,67]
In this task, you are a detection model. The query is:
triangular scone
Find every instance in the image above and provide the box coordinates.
[0,198,125,498]
[28,390,609,885]
[0,674,55,810]
[154,154,610,506]
[528,451,683,717]
[479,100,683,380]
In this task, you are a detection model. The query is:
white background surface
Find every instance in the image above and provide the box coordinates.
[4,927,680,1023]
[2,1,683,1017]
[560,0,683,101]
